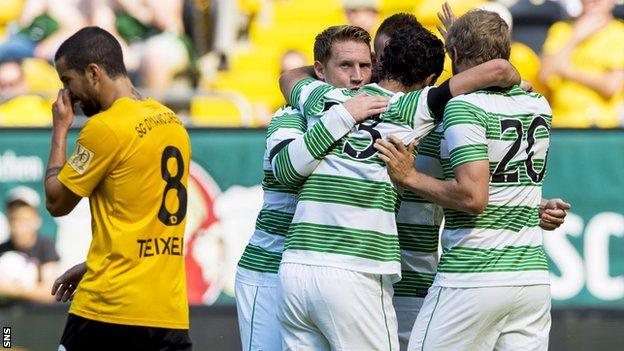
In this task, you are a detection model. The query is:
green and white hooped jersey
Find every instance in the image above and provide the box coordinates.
[238,102,360,278]
[394,126,444,298]
[281,79,437,281]
[237,106,304,276]
[435,86,552,288]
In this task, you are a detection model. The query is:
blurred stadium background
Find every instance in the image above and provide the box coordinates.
[0,0,623,350]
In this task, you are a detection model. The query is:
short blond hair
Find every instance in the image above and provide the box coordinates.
[445,10,511,68]
[314,25,371,64]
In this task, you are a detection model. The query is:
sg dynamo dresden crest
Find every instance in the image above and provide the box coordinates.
[68,142,94,175]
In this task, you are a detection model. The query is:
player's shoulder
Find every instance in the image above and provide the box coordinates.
[359,83,394,97]
[445,91,483,109]
[451,86,551,116]
[267,105,307,137]
[272,104,302,118]
[91,97,184,139]
[385,86,427,112]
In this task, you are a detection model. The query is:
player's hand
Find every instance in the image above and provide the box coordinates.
[52,89,75,130]
[51,262,87,302]
[343,94,390,123]
[539,198,571,231]
[437,2,457,41]
[374,135,416,187]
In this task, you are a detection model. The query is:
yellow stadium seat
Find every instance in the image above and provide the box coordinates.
[0,0,23,25]
[189,93,253,127]
[22,58,62,94]
[0,94,51,126]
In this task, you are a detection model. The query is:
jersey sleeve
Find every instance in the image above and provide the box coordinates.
[57,118,121,197]
[266,106,307,152]
[443,98,489,170]
[289,77,317,109]
[291,78,353,118]
[271,104,357,187]
[389,87,437,145]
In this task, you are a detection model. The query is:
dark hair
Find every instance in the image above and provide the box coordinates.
[377,13,422,38]
[6,199,35,213]
[380,26,444,87]
[445,10,511,67]
[55,26,127,77]
[314,25,371,64]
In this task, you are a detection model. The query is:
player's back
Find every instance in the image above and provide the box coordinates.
[437,85,552,288]
[60,97,191,329]
[238,105,303,276]
[283,82,437,280]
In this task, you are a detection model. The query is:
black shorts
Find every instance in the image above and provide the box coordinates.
[59,313,192,351]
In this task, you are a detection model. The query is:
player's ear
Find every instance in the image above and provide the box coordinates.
[85,63,100,85]
[450,47,458,64]
[314,61,326,81]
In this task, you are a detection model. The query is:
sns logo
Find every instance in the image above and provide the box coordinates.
[3,327,10,348]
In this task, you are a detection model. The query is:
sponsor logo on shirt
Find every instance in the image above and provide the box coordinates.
[68,142,94,175]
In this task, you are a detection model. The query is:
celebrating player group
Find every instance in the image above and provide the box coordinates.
[235,2,571,351]
[44,1,571,350]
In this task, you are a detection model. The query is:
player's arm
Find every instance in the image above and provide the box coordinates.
[279,66,317,106]
[427,59,521,121]
[376,136,489,214]
[271,95,389,186]
[377,98,490,214]
[45,90,81,217]
[51,262,87,302]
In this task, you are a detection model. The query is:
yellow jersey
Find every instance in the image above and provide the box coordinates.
[543,20,624,128]
[58,97,191,329]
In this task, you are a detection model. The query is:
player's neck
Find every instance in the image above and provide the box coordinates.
[100,76,139,111]
[377,79,404,93]
[378,79,424,93]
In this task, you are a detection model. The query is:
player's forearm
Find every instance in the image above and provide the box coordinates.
[45,128,69,216]
[46,127,68,177]
[272,105,356,185]
[279,65,316,104]
[401,170,486,215]
[449,59,520,96]
[561,69,623,100]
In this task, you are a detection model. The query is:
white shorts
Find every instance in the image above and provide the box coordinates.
[408,285,551,351]
[393,296,424,351]
[235,267,281,351]
[277,263,400,351]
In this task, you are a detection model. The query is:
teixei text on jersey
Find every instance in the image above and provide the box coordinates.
[137,237,184,258]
